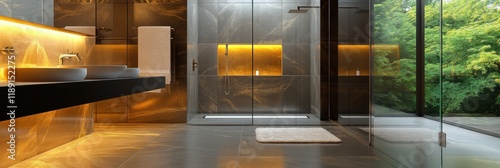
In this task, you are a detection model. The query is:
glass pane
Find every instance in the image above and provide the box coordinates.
[372,0,441,167]
[251,0,321,126]
[187,0,254,125]
[441,0,500,167]
[337,0,370,137]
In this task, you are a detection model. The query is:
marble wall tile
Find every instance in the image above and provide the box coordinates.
[198,2,217,43]
[95,97,129,123]
[253,2,283,44]
[198,43,218,75]
[296,12,312,45]
[37,104,94,154]
[217,76,252,113]
[297,44,311,75]
[198,76,218,113]
[282,44,298,75]
[0,113,38,167]
[0,0,12,16]
[0,104,93,167]
[282,3,298,45]
[54,0,96,28]
[311,41,321,76]
[128,85,187,123]
[253,76,284,114]
[11,0,49,25]
[217,2,252,44]
[282,76,298,113]
[0,19,93,69]
[297,76,312,113]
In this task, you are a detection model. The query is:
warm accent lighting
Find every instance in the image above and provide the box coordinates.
[0,16,91,38]
[338,45,400,76]
[217,44,282,76]
[0,16,89,69]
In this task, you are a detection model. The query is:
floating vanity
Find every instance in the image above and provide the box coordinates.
[0,77,165,121]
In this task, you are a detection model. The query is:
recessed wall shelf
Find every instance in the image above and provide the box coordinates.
[217,44,282,76]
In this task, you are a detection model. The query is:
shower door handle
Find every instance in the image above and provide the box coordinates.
[192,59,197,71]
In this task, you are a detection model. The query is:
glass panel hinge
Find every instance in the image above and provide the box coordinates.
[439,131,447,148]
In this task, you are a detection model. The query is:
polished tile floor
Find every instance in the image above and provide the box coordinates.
[12,124,393,168]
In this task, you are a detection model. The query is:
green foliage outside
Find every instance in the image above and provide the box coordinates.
[373,0,500,116]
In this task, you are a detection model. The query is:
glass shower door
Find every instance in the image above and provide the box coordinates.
[440,0,500,167]
[187,0,321,125]
[251,0,321,126]
[371,0,442,167]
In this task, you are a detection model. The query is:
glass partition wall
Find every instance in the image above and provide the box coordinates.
[371,0,500,167]
[187,0,322,125]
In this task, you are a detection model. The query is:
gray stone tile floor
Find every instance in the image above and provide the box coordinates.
[12,123,393,168]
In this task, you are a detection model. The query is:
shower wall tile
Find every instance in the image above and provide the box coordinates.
[311,41,321,76]
[296,13,311,45]
[253,76,284,114]
[188,75,198,119]
[282,76,298,114]
[310,7,320,43]
[198,76,218,113]
[198,2,217,43]
[198,43,218,75]
[217,2,252,44]
[253,2,283,44]
[297,76,312,113]
[297,44,311,75]
[283,44,298,75]
[217,76,252,113]
[282,3,298,45]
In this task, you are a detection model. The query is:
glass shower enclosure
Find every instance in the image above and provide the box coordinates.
[370,0,500,167]
[187,0,322,125]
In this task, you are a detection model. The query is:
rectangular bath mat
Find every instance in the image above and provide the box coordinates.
[255,127,342,143]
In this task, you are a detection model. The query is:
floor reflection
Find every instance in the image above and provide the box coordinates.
[13,123,391,168]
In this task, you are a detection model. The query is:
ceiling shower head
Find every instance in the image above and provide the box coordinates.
[288,9,309,13]
[288,6,320,14]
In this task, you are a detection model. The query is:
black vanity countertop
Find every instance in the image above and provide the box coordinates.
[0,77,165,121]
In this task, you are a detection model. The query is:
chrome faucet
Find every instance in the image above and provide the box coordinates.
[59,50,81,65]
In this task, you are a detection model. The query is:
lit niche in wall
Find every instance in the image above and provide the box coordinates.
[338,45,400,76]
[217,44,282,76]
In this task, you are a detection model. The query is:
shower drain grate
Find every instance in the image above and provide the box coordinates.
[203,115,310,119]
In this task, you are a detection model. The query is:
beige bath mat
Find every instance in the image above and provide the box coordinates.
[255,127,342,143]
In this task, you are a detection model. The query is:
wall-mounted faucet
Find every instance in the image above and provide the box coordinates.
[59,50,81,65]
